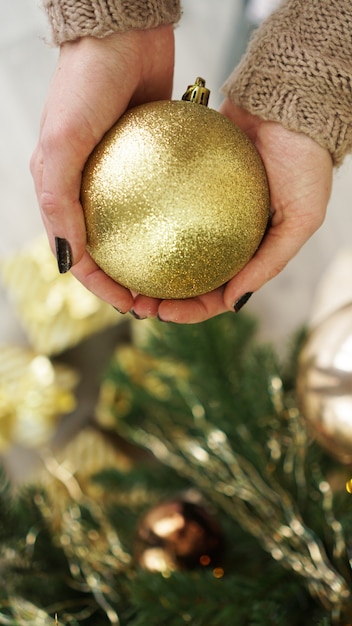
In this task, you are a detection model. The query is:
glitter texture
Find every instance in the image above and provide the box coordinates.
[81,99,270,299]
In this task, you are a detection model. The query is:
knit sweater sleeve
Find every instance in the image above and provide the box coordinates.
[43,0,181,46]
[222,0,352,166]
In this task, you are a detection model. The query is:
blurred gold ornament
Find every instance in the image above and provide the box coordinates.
[0,345,78,450]
[39,427,132,518]
[296,304,352,464]
[81,78,270,299]
[0,235,123,356]
[134,493,223,573]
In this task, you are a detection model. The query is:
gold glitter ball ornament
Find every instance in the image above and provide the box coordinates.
[296,304,352,464]
[81,78,270,299]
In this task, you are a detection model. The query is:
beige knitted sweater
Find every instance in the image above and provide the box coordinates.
[223,0,352,166]
[43,0,352,166]
[43,0,181,44]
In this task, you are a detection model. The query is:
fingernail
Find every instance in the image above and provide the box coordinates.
[55,237,72,274]
[233,292,253,312]
[129,309,147,320]
[112,306,126,315]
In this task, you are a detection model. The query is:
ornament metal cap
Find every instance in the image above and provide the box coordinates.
[182,77,210,106]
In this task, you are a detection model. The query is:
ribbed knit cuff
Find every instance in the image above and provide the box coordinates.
[43,0,181,46]
[223,0,352,166]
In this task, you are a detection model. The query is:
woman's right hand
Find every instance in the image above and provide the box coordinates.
[30,24,175,313]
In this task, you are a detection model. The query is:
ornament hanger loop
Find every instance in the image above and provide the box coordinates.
[182,77,210,106]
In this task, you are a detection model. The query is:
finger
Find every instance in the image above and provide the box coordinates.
[132,294,162,319]
[31,142,85,274]
[40,149,87,263]
[30,98,97,263]
[70,251,134,312]
[223,213,322,309]
[157,286,227,324]
[30,143,69,260]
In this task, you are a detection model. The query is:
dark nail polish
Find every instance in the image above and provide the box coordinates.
[130,309,147,320]
[233,292,253,313]
[113,306,126,315]
[55,237,72,274]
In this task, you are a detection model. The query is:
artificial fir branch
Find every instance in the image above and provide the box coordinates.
[99,313,352,622]
[1,313,352,624]
[0,466,15,543]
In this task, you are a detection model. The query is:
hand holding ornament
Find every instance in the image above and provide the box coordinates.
[31,32,333,324]
[30,25,175,313]
[144,100,333,323]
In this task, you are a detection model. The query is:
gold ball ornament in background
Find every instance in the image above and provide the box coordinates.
[134,494,224,573]
[81,78,270,299]
[296,304,352,464]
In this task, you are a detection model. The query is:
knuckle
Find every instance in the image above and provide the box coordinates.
[267,258,288,280]
[40,116,77,157]
[29,149,38,176]
[40,126,65,155]
[310,211,326,232]
[29,145,44,181]
[39,189,60,220]
[41,114,93,158]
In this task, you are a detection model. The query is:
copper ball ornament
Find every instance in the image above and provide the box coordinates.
[296,304,352,464]
[134,495,223,573]
[81,78,270,299]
